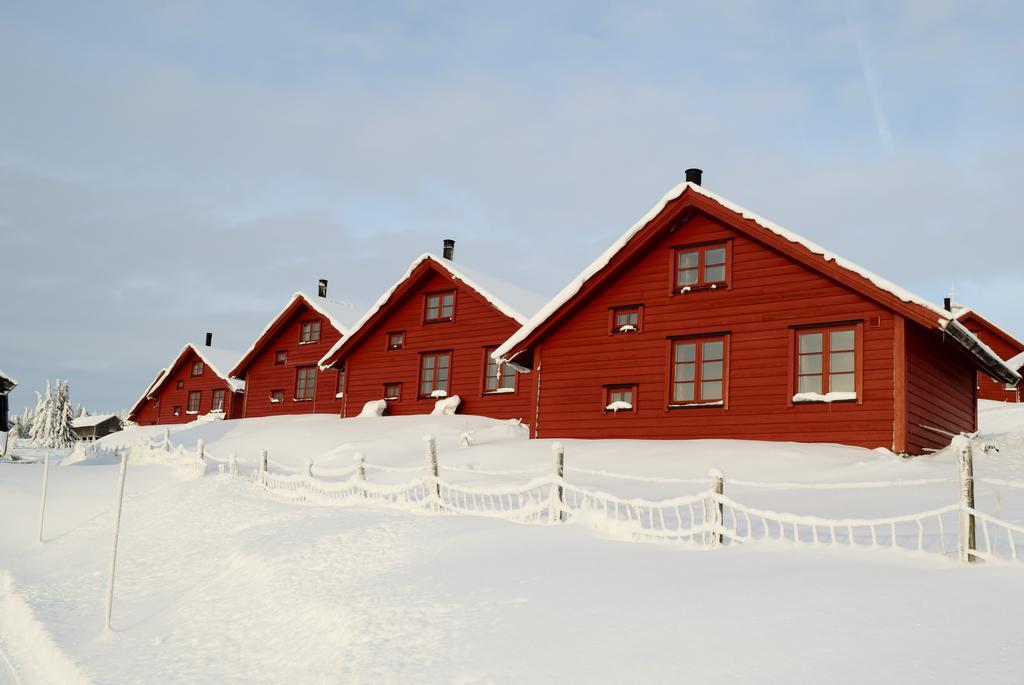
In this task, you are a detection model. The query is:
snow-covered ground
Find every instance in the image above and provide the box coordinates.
[1,404,1023,683]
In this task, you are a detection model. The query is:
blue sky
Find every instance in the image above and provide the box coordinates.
[2,1,1022,415]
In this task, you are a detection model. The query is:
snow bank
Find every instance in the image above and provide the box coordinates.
[359,400,388,417]
[431,396,461,416]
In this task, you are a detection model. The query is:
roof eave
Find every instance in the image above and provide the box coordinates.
[944,320,1022,385]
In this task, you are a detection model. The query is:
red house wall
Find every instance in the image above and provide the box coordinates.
[341,270,531,421]
[904,323,977,454]
[240,301,344,417]
[957,318,1022,403]
[146,349,240,425]
[528,212,900,450]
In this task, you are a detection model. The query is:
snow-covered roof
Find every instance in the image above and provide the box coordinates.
[0,369,16,393]
[231,292,361,376]
[318,253,547,369]
[1008,351,1024,373]
[141,344,245,403]
[495,179,1016,387]
[71,413,119,429]
[127,368,166,419]
[951,307,1024,353]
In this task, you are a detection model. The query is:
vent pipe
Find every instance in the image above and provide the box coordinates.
[318,279,328,298]
[442,239,455,260]
[205,332,213,347]
[685,168,703,185]
[943,297,952,312]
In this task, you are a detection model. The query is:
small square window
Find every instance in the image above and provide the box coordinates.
[176,380,184,389]
[674,243,729,291]
[173,406,182,416]
[604,385,637,412]
[274,350,287,365]
[612,306,641,334]
[387,331,405,350]
[425,291,456,322]
[269,389,284,403]
[299,320,321,344]
[190,361,204,377]
[383,383,401,400]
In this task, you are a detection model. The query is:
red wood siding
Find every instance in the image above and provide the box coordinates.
[904,323,977,454]
[529,212,900,450]
[142,349,240,425]
[341,269,531,421]
[239,301,345,417]
[957,317,1022,403]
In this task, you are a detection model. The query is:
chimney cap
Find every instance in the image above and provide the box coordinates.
[685,168,703,185]
[442,239,455,260]
[205,332,213,347]
[318,278,328,298]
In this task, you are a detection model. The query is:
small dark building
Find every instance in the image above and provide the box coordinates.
[0,369,16,433]
[71,414,123,442]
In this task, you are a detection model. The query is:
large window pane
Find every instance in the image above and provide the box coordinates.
[701,381,722,401]
[704,265,726,283]
[705,247,726,266]
[799,333,822,354]
[830,373,855,392]
[798,375,823,394]
[674,383,694,402]
[830,351,855,373]
[799,354,822,374]
[702,360,723,381]
[676,342,696,362]
[830,329,855,351]
[675,364,695,382]
[702,340,723,360]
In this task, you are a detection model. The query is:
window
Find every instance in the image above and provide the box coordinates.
[190,361,204,377]
[295,366,316,400]
[484,347,516,393]
[612,306,641,334]
[299,320,321,344]
[605,385,637,412]
[336,366,345,398]
[274,350,287,365]
[419,352,451,397]
[675,243,728,290]
[212,389,226,412]
[387,331,405,350]
[796,327,856,396]
[187,391,201,414]
[270,389,284,404]
[176,380,184,389]
[671,337,726,405]
[383,383,401,400]
[424,291,456,322]
[173,406,182,416]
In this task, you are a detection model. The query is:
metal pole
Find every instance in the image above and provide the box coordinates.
[105,449,129,631]
[37,453,51,543]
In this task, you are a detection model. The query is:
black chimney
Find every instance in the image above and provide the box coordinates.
[443,239,455,260]
[318,279,328,298]
[943,297,952,312]
[205,332,213,347]
[685,168,703,185]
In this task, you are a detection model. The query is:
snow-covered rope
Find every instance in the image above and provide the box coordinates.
[975,477,1024,490]
[965,507,1024,563]
[442,464,550,477]
[362,463,424,473]
[725,476,953,490]
[564,466,711,485]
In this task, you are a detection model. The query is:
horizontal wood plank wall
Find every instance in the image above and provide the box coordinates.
[241,301,344,417]
[958,319,1022,403]
[532,213,898,449]
[905,323,977,454]
[148,349,239,424]
[343,271,531,421]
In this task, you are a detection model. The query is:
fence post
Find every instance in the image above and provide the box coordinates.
[259,449,268,485]
[196,439,205,464]
[423,434,441,509]
[37,453,51,544]
[708,469,724,547]
[551,442,565,523]
[228,453,238,478]
[105,448,130,631]
[355,452,366,481]
[305,458,314,478]
[163,428,171,452]
[956,438,976,563]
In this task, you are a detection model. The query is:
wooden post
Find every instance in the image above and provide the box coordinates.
[163,427,171,452]
[552,442,565,522]
[228,453,238,478]
[37,453,51,544]
[305,458,314,478]
[259,449,268,484]
[423,434,440,507]
[957,439,976,563]
[355,452,366,481]
[709,469,725,546]
[196,439,205,463]
[105,449,129,631]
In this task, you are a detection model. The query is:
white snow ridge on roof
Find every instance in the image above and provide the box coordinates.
[496,179,959,360]
[1008,351,1024,373]
[71,414,118,429]
[0,369,17,389]
[191,345,246,392]
[297,291,362,334]
[319,253,546,368]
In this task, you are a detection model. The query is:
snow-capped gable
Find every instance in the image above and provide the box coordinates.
[494,179,1020,386]
[318,253,545,369]
[231,292,361,377]
[127,368,166,420]
[192,345,246,393]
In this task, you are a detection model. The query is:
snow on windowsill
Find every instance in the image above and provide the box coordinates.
[430,390,448,398]
[792,392,857,404]
[605,401,633,412]
[269,398,282,404]
[617,324,637,333]
[487,387,516,394]
[668,401,724,408]
[335,392,344,399]
[293,398,313,402]
[185,410,198,415]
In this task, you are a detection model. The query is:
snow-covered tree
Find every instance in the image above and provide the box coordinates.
[28,379,77,448]
[75,403,88,418]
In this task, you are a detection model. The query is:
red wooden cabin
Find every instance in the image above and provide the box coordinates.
[495,170,1020,455]
[127,339,244,425]
[318,242,546,421]
[952,307,1024,402]
[230,286,360,418]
